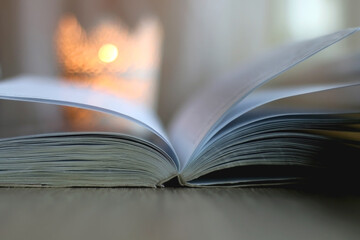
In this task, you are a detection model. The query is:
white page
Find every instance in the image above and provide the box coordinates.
[204,81,360,147]
[182,83,360,186]
[169,28,360,169]
[0,75,179,166]
[208,82,360,147]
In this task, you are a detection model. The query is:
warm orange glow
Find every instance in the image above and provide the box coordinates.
[56,14,162,130]
[56,14,162,76]
[98,44,118,63]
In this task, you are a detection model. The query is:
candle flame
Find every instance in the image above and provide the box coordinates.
[98,43,118,63]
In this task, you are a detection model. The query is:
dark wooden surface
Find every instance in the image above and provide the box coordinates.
[0,187,360,240]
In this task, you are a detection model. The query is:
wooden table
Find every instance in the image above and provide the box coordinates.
[0,187,359,240]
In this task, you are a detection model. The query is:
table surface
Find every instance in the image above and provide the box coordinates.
[1,187,360,240]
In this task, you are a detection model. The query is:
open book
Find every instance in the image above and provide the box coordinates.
[0,28,360,187]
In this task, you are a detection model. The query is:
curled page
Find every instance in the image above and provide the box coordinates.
[0,75,179,167]
[170,27,360,169]
[181,83,360,186]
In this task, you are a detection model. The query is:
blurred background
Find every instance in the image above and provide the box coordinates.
[0,0,359,131]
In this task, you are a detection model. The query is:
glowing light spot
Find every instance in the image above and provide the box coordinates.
[98,44,118,63]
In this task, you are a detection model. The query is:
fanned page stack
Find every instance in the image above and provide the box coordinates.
[0,28,360,187]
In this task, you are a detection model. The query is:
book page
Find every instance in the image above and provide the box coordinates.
[169,28,360,169]
[181,83,360,186]
[208,82,360,147]
[208,79,360,145]
[0,75,179,167]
